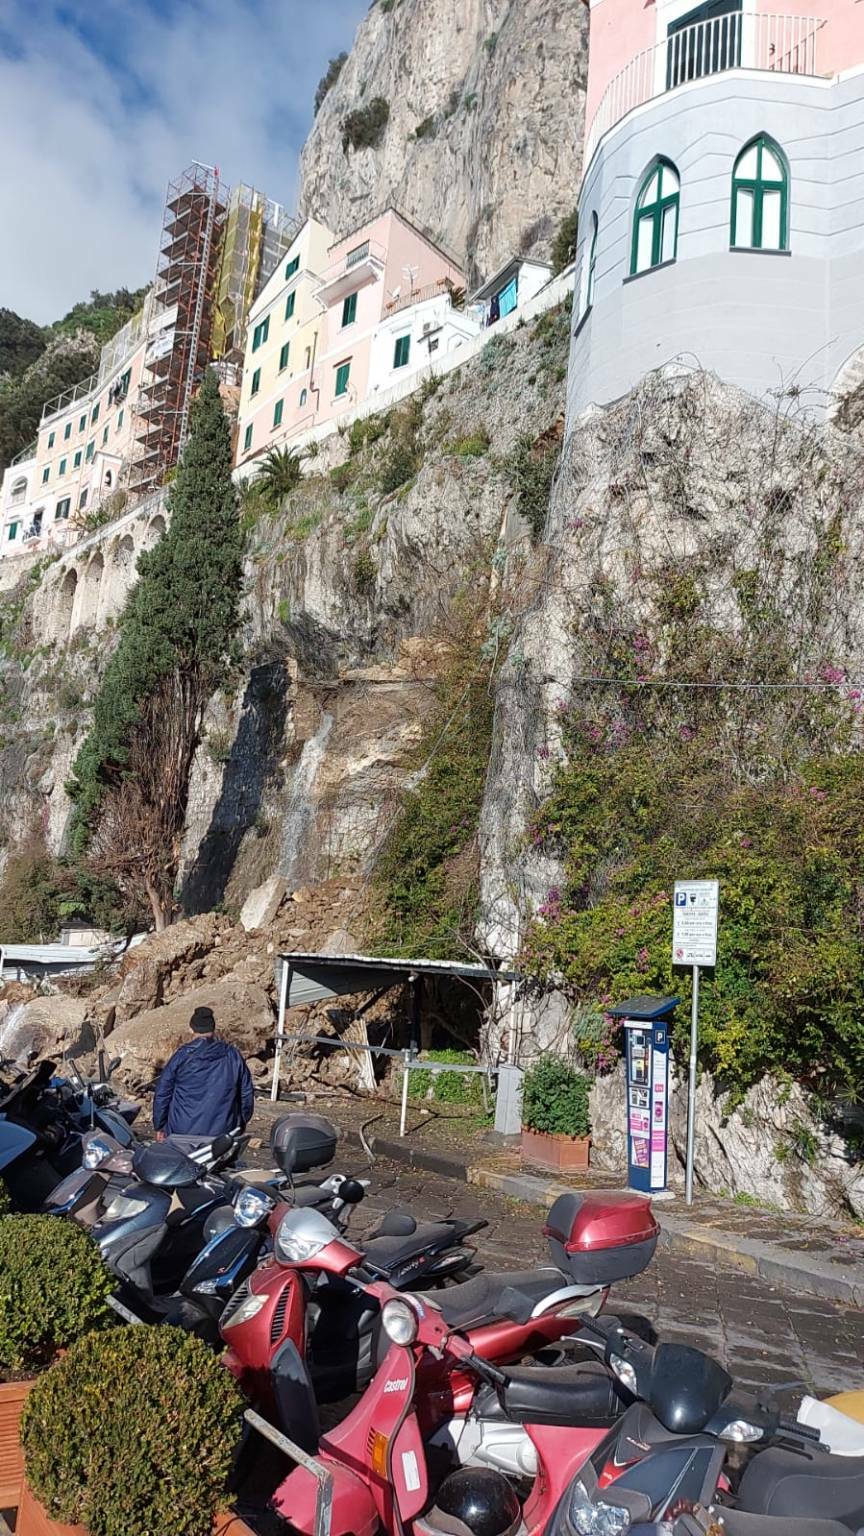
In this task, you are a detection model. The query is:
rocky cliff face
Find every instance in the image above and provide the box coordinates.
[299,0,587,286]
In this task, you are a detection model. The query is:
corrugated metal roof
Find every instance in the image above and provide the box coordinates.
[1,944,110,965]
[278,951,519,1010]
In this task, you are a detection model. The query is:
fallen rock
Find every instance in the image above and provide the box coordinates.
[109,974,276,1085]
[240,877,287,933]
[320,928,359,956]
[115,915,223,1023]
[0,995,93,1066]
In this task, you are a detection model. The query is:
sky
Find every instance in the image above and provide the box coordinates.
[0,0,369,324]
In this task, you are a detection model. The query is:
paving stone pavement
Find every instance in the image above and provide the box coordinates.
[345,1156,864,1412]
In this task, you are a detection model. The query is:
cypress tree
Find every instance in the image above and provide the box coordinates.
[68,369,243,929]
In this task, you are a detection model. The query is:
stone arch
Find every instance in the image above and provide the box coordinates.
[9,477,27,506]
[76,551,105,631]
[145,513,167,548]
[56,567,78,644]
[99,533,137,624]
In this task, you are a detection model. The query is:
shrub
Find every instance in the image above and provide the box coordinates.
[256,445,304,507]
[551,208,579,274]
[349,412,390,455]
[0,1182,9,1215]
[314,51,347,114]
[448,429,491,459]
[342,97,390,152]
[413,115,437,141]
[330,461,358,494]
[522,1057,591,1138]
[0,1215,113,1373]
[507,433,561,541]
[354,548,376,594]
[22,1326,243,1536]
[409,1049,484,1107]
[379,437,419,495]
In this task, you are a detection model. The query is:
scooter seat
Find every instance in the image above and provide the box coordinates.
[477,1360,628,1427]
[704,1509,860,1536]
[362,1222,459,1273]
[132,1142,205,1189]
[426,1267,568,1329]
[739,1443,864,1528]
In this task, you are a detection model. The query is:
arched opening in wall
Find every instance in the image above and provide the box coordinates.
[56,568,78,644]
[10,478,27,506]
[114,533,137,600]
[79,551,104,629]
[145,513,166,549]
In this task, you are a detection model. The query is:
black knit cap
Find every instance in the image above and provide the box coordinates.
[190,1006,216,1034]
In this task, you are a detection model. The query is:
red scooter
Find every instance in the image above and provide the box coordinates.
[265,1281,617,1536]
[222,1189,657,1469]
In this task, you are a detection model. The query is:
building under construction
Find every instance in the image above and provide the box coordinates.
[130,163,293,497]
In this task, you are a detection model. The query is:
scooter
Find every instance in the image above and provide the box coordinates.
[222,1188,657,1427]
[263,1277,630,1536]
[545,1314,864,1535]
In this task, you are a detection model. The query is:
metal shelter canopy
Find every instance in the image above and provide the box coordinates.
[275,950,519,1009]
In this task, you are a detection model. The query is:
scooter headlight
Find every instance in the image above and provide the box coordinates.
[220,1291,269,1329]
[720,1419,764,1444]
[234,1187,275,1228]
[82,1135,113,1170]
[609,1353,638,1396]
[273,1207,347,1266]
[566,1481,630,1536]
[381,1298,419,1346]
[102,1192,149,1221]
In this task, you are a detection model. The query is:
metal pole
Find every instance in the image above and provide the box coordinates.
[399,1049,411,1138]
[685,963,699,1205]
[271,959,291,1104]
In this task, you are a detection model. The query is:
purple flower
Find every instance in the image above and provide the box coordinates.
[679,725,694,742]
[537,744,551,761]
[740,835,753,849]
[636,946,650,973]
[820,664,845,685]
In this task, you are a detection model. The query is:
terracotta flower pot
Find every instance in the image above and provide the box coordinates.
[0,1377,35,1508]
[18,1482,257,1536]
[521,1127,591,1173]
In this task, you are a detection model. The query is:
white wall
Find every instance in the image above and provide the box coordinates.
[367,295,482,398]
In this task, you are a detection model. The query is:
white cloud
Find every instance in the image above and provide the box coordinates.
[0,0,367,322]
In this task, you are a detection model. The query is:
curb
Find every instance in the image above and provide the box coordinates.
[342,1126,864,1309]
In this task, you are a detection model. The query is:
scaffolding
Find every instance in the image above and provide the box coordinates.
[130,162,227,495]
[210,184,297,365]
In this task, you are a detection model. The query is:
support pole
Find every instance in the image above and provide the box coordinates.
[399,1049,411,1138]
[270,959,291,1104]
[685,964,699,1206]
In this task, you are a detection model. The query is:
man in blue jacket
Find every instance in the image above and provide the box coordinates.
[153,1006,254,1140]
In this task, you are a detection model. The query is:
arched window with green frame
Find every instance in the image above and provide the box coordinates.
[731,135,788,251]
[631,159,680,275]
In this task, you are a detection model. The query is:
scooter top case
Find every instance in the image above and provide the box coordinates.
[271,1113,337,1177]
[544,1190,659,1285]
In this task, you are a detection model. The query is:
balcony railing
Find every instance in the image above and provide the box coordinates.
[585,11,826,164]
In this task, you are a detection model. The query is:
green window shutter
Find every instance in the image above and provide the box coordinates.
[48,431,55,448]
[341,292,357,327]
[252,317,270,351]
[63,422,71,440]
[102,426,109,445]
[91,403,99,423]
[335,361,351,397]
[79,489,88,509]
[79,414,86,432]
[243,423,253,452]
[279,342,290,371]
[262,316,270,346]
[85,440,94,462]
[273,399,284,428]
[285,255,300,279]
[285,291,296,321]
[73,450,82,468]
[117,408,124,429]
[42,466,50,483]
[55,498,70,521]
[8,522,19,540]
[59,458,67,475]
[393,334,411,368]
[251,368,261,396]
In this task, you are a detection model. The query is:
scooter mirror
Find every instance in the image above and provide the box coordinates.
[108,1058,122,1076]
[339,1179,366,1205]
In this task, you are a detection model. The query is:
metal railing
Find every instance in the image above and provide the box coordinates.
[585,11,826,163]
[40,371,99,425]
[317,238,387,290]
[10,440,37,467]
[385,277,458,317]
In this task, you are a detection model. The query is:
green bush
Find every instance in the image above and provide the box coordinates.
[448,429,490,458]
[379,438,419,495]
[342,97,390,152]
[522,1057,591,1138]
[330,461,358,494]
[551,208,579,274]
[409,1049,484,1106]
[0,1215,113,1372]
[413,115,437,141]
[314,51,347,114]
[354,548,377,594]
[22,1326,243,1536]
[0,1182,9,1215]
[506,433,561,541]
[349,413,389,455]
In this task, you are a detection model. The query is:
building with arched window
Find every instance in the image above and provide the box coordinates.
[569,0,864,418]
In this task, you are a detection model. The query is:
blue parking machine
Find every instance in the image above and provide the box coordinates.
[606,995,679,1195]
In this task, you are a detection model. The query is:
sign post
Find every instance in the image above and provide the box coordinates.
[672,880,719,1206]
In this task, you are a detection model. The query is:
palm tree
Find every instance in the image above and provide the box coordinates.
[255,446,304,508]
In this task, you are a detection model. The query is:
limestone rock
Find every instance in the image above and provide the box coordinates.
[0,995,93,1066]
[109,974,275,1086]
[299,0,587,288]
[115,915,222,1023]
[240,877,287,934]
[320,928,358,957]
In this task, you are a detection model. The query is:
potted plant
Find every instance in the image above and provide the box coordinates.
[0,1214,113,1509]
[20,1325,248,1536]
[520,1055,592,1173]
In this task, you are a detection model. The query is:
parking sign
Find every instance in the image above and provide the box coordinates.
[672,880,719,967]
